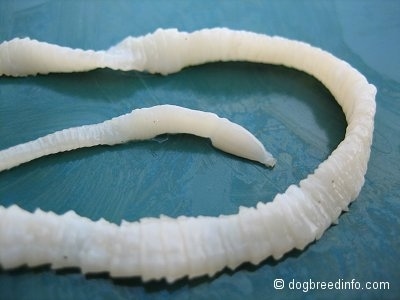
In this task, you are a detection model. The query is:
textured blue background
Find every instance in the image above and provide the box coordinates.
[0,1,399,299]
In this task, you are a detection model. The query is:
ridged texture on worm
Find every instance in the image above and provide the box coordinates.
[0,38,107,76]
[0,105,275,171]
[0,29,376,282]
[0,195,330,283]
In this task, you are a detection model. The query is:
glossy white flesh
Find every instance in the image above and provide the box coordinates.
[0,28,376,283]
[0,104,275,172]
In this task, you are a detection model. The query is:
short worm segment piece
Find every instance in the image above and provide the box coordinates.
[0,28,376,283]
[0,105,275,172]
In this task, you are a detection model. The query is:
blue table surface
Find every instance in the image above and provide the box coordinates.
[0,1,399,299]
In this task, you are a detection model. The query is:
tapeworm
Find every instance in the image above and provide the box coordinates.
[0,104,275,171]
[0,28,376,283]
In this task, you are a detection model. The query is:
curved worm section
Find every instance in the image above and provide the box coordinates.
[0,38,106,76]
[0,29,376,283]
[0,104,275,171]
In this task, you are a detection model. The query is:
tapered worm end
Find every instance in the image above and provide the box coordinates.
[0,28,377,284]
[210,118,276,167]
[263,154,276,168]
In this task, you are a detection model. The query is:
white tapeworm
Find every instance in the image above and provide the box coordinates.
[0,28,376,283]
[0,104,276,171]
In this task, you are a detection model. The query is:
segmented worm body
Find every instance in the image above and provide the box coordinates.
[0,104,275,171]
[0,28,376,283]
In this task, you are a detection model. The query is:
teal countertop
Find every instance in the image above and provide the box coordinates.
[0,1,399,299]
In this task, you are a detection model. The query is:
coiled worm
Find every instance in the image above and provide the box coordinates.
[0,28,376,283]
